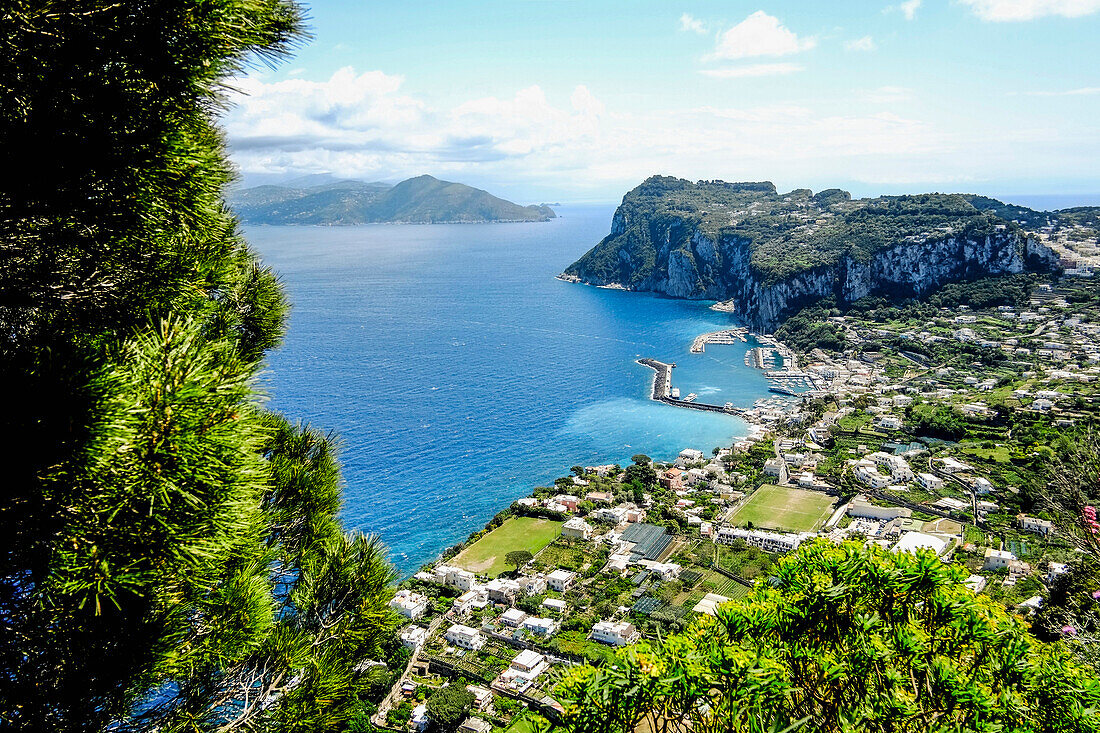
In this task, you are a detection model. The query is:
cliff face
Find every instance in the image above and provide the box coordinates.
[563,177,1058,331]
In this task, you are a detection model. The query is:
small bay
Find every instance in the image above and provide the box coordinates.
[249,205,773,574]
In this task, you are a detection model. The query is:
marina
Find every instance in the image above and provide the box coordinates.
[690,327,749,353]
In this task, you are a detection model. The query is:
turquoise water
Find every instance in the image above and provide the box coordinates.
[248,206,773,574]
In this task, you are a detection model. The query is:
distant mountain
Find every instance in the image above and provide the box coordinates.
[228,175,555,225]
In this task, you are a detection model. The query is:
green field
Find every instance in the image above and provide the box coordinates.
[452,517,563,577]
[678,569,751,609]
[727,484,838,532]
[959,442,1012,463]
[505,712,557,733]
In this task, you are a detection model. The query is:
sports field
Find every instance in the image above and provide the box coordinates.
[727,484,837,532]
[452,517,562,577]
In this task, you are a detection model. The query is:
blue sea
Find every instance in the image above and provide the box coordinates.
[248,206,774,574]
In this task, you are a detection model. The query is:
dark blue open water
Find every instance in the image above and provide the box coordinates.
[248,205,773,574]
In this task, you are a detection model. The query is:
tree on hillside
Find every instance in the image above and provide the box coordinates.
[0,1,396,730]
[557,540,1100,733]
[426,684,475,731]
[506,550,534,570]
[625,462,657,489]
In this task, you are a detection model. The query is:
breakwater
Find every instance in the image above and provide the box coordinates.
[637,359,746,415]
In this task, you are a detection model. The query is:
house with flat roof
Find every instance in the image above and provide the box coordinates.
[562,516,592,540]
[521,616,558,637]
[400,625,428,650]
[917,472,943,491]
[389,589,429,620]
[435,564,476,592]
[1018,513,1055,535]
[500,607,527,627]
[445,624,485,651]
[547,569,576,592]
[591,620,640,646]
[983,547,1016,570]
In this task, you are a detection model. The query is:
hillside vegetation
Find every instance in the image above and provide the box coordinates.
[562,176,1066,329]
[229,174,556,224]
[568,176,1054,288]
[558,540,1100,733]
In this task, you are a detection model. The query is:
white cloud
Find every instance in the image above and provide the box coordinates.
[679,13,706,33]
[709,11,815,60]
[223,66,1097,199]
[845,35,877,51]
[959,0,1100,20]
[1017,86,1100,95]
[900,0,922,19]
[700,63,804,78]
[860,85,913,103]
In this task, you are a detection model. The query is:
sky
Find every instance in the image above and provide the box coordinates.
[223,0,1100,204]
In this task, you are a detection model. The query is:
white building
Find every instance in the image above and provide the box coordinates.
[467,685,494,713]
[435,564,476,592]
[715,526,813,553]
[454,588,490,615]
[500,607,528,627]
[517,574,547,596]
[870,452,913,481]
[679,448,705,463]
[848,495,911,521]
[445,623,486,651]
[963,575,987,593]
[485,578,521,604]
[877,415,903,431]
[1017,514,1055,536]
[547,569,576,592]
[400,625,429,650]
[542,598,568,614]
[411,704,429,731]
[389,589,429,620]
[935,457,974,474]
[591,620,641,646]
[562,516,593,540]
[892,531,947,556]
[763,457,788,482]
[637,559,681,581]
[973,477,994,495]
[917,472,944,491]
[983,547,1017,570]
[854,462,890,490]
[521,616,559,637]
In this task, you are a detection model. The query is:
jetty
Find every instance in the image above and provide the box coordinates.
[690,327,748,354]
[637,359,746,415]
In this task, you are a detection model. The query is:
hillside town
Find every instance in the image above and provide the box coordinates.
[361,272,1100,733]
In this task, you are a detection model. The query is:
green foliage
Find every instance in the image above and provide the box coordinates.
[426,684,475,731]
[907,402,972,441]
[625,462,657,489]
[0,1,399,730]
[506,550,534,569]
[557,540,1100,733]
[565,177,1038,302]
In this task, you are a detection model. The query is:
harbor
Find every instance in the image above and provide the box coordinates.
[637,358,747,415]
[637,323,828,426]
[690,327,749,353]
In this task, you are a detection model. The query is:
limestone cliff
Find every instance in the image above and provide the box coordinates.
[563,176,1059,331]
